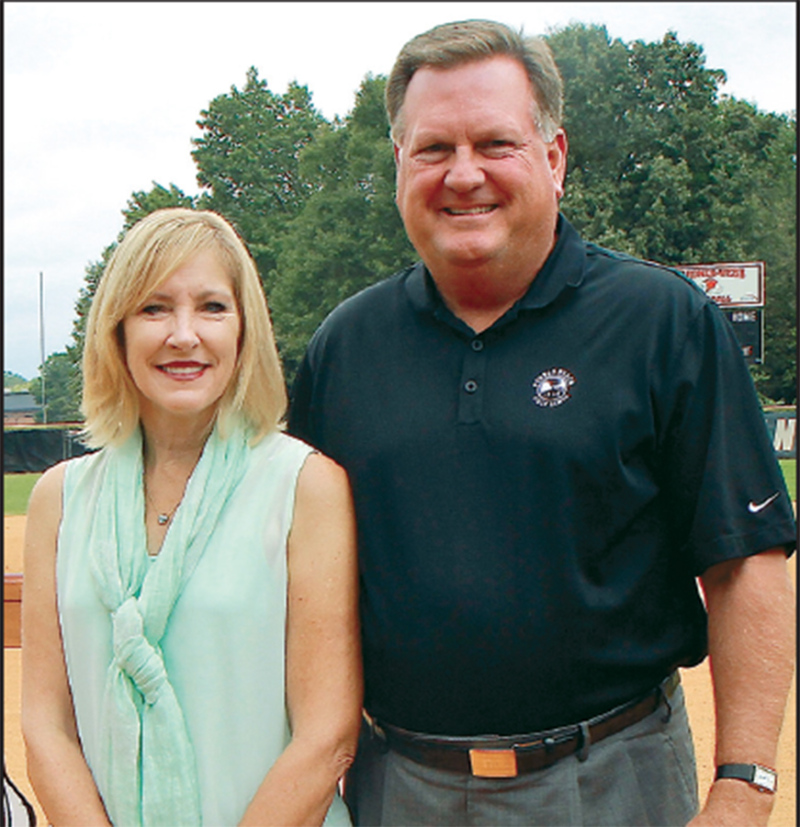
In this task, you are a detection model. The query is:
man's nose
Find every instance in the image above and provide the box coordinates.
[444,146,485,191]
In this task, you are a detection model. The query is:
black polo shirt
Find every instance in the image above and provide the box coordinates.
[288,215,795,736]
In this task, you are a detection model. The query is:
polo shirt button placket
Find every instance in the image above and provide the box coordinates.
[459,338,487,423]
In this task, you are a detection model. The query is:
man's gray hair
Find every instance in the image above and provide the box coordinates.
[386,19,563,144]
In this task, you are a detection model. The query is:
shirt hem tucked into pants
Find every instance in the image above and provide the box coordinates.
[343,685,699,827]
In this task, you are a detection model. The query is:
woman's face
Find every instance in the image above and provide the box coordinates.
[122,250,241,428]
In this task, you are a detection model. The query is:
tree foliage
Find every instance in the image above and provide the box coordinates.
[29,351,82,422]
[121,182,197,231]
[192,66,324,290]
[4,370,29,390]
[269,75,415,375]
[59,25,796,417]
[549,24,796,402]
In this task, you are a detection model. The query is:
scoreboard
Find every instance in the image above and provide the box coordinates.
[675,262,765,364]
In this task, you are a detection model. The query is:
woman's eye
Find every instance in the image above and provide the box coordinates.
[203,301,228,313]
[140,303,165,315]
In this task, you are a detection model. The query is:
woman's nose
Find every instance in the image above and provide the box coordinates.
[166,309,200,349]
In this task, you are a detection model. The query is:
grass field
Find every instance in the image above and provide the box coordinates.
[3,459,796,517]
[4,473,42,516]
[780,459,796,502]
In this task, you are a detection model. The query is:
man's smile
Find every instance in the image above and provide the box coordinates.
[443,205,498,216]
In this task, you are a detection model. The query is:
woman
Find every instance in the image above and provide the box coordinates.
[21,209,361,826]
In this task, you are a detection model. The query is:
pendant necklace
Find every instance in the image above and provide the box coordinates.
[146,491,181,526]
[157,509,176,526]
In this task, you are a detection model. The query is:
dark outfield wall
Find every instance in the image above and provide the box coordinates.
[4,412,796,473]
[3,428,93,473]
[764,409,797,460]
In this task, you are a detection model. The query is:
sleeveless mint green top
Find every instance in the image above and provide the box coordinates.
[57,428,351,826]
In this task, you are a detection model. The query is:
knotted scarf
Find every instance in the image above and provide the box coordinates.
[88,424,249,826]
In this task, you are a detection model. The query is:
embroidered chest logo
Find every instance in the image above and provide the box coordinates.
[532,368,577,408]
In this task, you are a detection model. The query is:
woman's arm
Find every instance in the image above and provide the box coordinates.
[239,452,362,827]
[21,463,112,826]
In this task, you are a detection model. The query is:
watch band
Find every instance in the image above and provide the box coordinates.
[715,763,777,793]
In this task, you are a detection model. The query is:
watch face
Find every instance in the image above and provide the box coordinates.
[752,765,777,792]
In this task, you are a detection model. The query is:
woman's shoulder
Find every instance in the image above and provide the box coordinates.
[29,449,106,524]
[29,460,68,512]
[257,431,350,496]
[250,429,317,466]
[24,461,69,564]
[56,446,111,501]
[247,429,350,504]
[294,451,351,513]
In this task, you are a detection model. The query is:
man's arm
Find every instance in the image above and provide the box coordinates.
[690,548,795,827]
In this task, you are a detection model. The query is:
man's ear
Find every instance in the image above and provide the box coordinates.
[549,129,568,199]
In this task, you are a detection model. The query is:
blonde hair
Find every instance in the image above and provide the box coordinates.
[386,19,563,144]
[82,208,286,447]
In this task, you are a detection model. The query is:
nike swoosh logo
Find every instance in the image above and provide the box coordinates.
[748,492,780,513]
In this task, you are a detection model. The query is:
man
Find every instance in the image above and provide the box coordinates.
[289,19,795,827]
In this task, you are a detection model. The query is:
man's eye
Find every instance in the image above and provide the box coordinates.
[416,144,450,161]
[481,140,514,156]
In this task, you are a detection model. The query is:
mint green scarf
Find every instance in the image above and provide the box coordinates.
[88,424,249,826]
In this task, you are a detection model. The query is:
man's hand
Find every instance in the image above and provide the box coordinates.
[688,777,775,827]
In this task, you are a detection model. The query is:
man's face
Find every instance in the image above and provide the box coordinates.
[394,56,567,281]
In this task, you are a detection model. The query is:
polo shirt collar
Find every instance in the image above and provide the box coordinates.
[404,214,587,320]
[518,214,586,309]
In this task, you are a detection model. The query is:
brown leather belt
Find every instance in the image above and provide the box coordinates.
[366,672,680,778]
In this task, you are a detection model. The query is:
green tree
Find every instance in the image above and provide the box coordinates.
[548,23,796,402]
[551,25,730,261]
[192,67,325,290]
[69,243,116,376]
[269,75,415,377]
[121,182,196,231]
[4,371,29,390]
[30,351,82,423]
[733,105,797,403]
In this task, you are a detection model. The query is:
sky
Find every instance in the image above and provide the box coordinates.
[4,1,797,379]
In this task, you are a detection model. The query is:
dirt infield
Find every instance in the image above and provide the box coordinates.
[3,516,26,573]
[4,514,795,825]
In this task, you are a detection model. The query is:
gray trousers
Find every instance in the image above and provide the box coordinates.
[344,687,699,827]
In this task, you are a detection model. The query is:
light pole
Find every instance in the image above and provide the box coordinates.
[39,270,47,425]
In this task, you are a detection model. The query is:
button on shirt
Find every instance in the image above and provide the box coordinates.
[288,215,796,736]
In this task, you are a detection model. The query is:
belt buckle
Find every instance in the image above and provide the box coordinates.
[469,748,518,778]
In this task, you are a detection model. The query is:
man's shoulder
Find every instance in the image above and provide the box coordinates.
[582,240,708,305]
[313,264,419,338]
[332,264,417,313]
[552,218,706,310]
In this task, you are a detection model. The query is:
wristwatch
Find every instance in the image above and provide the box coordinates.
[715,763,777,793]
